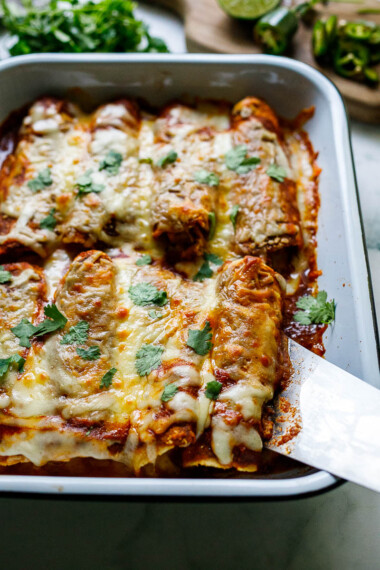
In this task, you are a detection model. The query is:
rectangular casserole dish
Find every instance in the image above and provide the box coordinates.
[0,53,378,498]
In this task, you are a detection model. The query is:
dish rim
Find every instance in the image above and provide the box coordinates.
[0,53,377,498]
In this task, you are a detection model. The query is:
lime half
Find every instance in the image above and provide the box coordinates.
[218,0,281,20]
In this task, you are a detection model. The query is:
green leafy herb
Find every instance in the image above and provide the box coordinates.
[161,383,178,402]
[76,346,101,361]
[136,254,152,267]
[139,157,153,165]
[33,304,68,337]
[61,321,89,345]
[208,212,216,240]
[156,150,177,168]
[230,205,239,230]
[27,168,52,192]
[76,170,105,196]
[294,291,336,325]
[128,282,168,307]
[225,145,261,174]
[267,163,287,183]
[12,304,67,348]
[187,321,213,356]
[0,265,12,284]
[1,0,169,57]
[100,367,117,389]
[11,318,36,348]
[0,354,25,380]
[193,253,223,282]
[135,344,164,376]
[99,150,123,175]
[148,310,163,320]
[205,380,222,400]
[39,208,57,231]
[194,170,220,187]
[204,253,223,266]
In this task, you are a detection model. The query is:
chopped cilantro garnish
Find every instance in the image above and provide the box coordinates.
[139,157,153,165]
[135,344,164,376]
[129,282,168,307]
[230,205,239,231]
[0,354,25,380]
[99,150,123,175]
[100,367,117,389]
[267,163,287,183]
[11,304,67,348]
[0,265,12,284]
[208,212,216,240]
[76,170,105,196]
[294,291,336,325]
[225,145,260,174]
[161,383,178,402]
[76,346,101,361]
[194,170,219,187]
[204,253,223,266]
[205,380,222,400]
[27,168,52,192]
[187,321,213,356]
[136,254,152,267]
[61,321,89,345]
[39,208,57,231]
[1,0,169,57]
[156,150,177,168]
[148,310,163,320]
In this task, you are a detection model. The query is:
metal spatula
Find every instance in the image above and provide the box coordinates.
[266,339,380,493]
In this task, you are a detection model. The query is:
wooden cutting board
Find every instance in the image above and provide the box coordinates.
[151,0,380,123]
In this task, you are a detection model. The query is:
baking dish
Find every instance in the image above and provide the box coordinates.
[0,54,378,498]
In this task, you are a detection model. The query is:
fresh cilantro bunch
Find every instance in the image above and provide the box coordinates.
[1,0,169,56]
[294,291,336,325]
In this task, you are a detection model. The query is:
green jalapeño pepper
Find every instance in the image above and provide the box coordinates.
[312,20,328,58]
[363,67,379,85]
[254,7,298,55]
[325,14,338,46]
[333,40,370,78]
[343,21,374,41]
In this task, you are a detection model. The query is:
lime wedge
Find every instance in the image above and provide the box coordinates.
[218,0,281,20]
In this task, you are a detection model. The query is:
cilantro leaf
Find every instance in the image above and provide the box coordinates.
[76,346,101,361]
[139,157,153,165]
[205,380,222,400]
[99,150,123,175]
[39,208,57,231]
[294,291,336,325]
[267,164,287,183]
[208,212,216,240]
[225,145,260,174]
[0,265,12,284]
[11,318,36,348]
[193,260,213,282]
[161,383,178,402]
[0,354,25,380]
[129,283,168,307]
[187,321,213,356]
[76,170,105,196]
[204,253,223,266]
[27,168,53,192]
[135,344,164,376]
[61,321,89,345]
[194,170,219,187]
[148,310,163,320]
[136,254,152,267]
[100,367,117,389]
[157,150,177,168]
[33,304,67,337]
[230,205,239,230]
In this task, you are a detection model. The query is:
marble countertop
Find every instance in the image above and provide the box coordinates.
[0,5,379,569]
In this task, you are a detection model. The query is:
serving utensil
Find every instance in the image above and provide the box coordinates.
[267,339,380,493]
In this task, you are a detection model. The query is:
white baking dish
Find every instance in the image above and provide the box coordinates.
[0,54,378,498]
